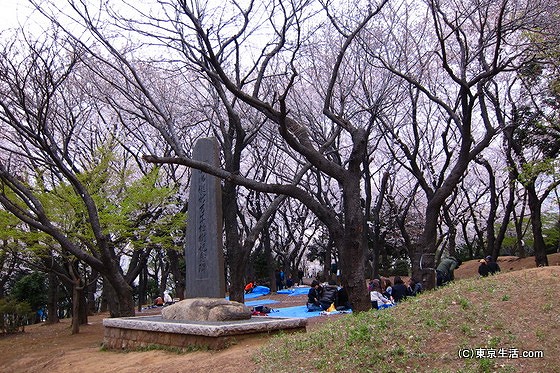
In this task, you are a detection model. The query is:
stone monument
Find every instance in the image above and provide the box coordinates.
[184,137,226,299]
[102,137,307,351]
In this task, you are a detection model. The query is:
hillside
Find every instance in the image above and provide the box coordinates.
[257,264,560,372]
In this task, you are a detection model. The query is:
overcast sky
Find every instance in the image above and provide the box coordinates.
[1,0,44,32]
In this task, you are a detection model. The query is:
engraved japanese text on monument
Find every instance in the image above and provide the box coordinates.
[184,137,225,298]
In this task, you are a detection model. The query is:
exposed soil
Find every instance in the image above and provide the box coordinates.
[1,253,559,373]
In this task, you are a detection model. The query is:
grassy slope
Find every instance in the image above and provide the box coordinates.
[255,266,560,373]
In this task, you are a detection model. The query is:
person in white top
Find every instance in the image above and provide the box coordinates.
[163,291,173,305]
[369,279,394,309]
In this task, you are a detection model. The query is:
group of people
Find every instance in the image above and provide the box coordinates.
[306,279,352,312]
[368,276,422,309]
[306,275,422,312]
[304,255,505,313]
[478,256,501,277]
[275,269,305,290]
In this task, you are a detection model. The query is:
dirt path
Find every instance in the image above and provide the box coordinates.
[0,291,332,373]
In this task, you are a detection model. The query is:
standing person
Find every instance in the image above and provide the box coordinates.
[478,259,490,277]
[436,256,461,286]
[307,280,323,311]
[298,269,304,285]
[275,269,284,291]
[391,276,408,303]
[486,256,501,275]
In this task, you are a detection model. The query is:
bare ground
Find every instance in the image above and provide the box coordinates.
[1,252,559,373]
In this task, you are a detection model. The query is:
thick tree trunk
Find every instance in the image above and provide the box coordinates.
[223,180,248,303]
[263,227,276,291]
[86,272,97,315]
[103,276,135,318]
[71,283,81,335]
[412,203,440,290]
[46,271,59,324]
[137,265,147,312]
[339,177,369,312]
[167,249,185,300]
[527,184,549,267]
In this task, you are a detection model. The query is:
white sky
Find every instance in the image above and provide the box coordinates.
[1,0,34,31]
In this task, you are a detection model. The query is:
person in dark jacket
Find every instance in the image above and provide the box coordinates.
[319,280,339,310]
[391,276,408,303]
[478,259,490,277]
[335,285,352,310]
[486,256,501,275]
[407,277,422,296]
[436,256,461,286]
[307,280,323,311]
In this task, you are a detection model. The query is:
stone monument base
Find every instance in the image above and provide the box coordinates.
[103,315,307,350]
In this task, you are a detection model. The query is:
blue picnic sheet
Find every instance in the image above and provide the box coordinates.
[264,305,352,318]
[226,285,271,301]
[245,299,279,306]
[277,286,311,296]
[243,285,270,299]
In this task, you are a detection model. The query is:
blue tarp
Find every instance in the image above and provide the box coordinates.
[226,285,271,301]
[243,286,270,299]
[252,285,271,295]
[263,305,352,319]
[276,287,311,296]
[245,299,279,306]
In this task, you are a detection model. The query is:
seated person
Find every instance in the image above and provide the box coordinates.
[382,277,393,302]
[154,296,164,307]
[391,276,408,303]
[407,277,422,296]
[369,279,393,309]
[486,256,501,275]
[244,281,256,294]
[307,280,323,311]
[335,285,352,310]
[163,291,173,305]
[286,276,294,288]
[319,280,339,311]
[478,259,489,277]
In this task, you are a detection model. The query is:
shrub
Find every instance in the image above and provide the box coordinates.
[0,298,33,334]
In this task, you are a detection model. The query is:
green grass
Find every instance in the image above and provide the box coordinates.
[254,268,560,372]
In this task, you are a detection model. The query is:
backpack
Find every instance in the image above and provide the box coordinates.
[253,305,274,314]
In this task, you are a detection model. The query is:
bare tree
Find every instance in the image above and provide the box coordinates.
[29,0,390,311]
[369,0,548,286]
